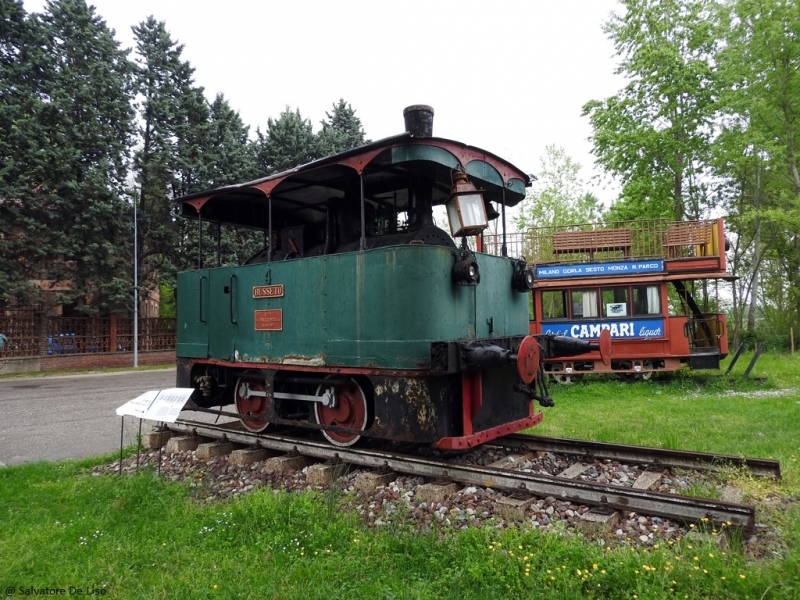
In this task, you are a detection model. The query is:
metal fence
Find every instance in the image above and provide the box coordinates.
[0,311,176,359]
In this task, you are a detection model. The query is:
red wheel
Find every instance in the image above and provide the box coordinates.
[234,372,271,432]
[314,378,369,447]
[517,336,540,384]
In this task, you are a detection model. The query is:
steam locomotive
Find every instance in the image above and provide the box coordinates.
[174,106,609,449]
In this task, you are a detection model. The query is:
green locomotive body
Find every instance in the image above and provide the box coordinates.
[177,245,528,369]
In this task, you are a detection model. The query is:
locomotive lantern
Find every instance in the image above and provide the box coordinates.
[446,172,488,237]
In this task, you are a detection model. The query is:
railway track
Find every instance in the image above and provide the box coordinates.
[166,418,768,531]
[497,434,782,479]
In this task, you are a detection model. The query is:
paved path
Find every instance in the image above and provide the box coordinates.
[0,368,177,466]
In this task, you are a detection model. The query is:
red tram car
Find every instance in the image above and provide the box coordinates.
[485,218,732,382]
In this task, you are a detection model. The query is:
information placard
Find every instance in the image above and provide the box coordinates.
[115,388,194,423]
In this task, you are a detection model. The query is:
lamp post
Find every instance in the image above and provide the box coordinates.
[133,194,139,368]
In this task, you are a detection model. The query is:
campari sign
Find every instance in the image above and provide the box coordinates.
[541,319,665,340]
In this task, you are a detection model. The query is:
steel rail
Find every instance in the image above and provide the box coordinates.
[168,419,756,531]
[500,434,782,479]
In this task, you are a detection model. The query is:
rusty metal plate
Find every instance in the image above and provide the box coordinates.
[255,309,283,331]
[253,284,284,299]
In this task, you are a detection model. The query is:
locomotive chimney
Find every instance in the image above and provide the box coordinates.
[403,105,434,137]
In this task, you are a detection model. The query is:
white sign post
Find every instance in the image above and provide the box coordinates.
[116,388,195,423]
[116,388,195,474]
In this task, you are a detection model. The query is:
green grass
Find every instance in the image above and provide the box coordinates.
[1,352,799,598]
[1,459,798,599]
[534,352,800,486]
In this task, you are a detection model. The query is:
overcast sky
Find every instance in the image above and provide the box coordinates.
[23,0,626,204]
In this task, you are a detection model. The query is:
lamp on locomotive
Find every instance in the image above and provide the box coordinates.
[446,171,488,237]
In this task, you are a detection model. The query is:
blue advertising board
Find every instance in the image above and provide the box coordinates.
[540,318,665,340]
[536,260,665,279]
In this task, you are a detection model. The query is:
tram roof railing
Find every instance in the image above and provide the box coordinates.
[483,218,723,265]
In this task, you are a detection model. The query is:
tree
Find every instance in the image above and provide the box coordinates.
[253,106,318,175]
[187,93,262,270]
[132,17,208,287]
[513,145,603,231]
[713,0,800,344]
[0,0,134,313]
[317,99,368,156]
[204,93,258,186]
[0,0,42,304]
[583,0,719,221]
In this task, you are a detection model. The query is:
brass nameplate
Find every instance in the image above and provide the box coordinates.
[253,284,284,299]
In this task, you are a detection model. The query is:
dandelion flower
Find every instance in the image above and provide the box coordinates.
[739,574,746,579]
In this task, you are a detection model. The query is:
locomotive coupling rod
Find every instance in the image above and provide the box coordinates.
[242,385,337,407]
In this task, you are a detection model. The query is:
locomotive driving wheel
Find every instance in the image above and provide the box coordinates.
[314,378,370,447]
[234,371,272,433]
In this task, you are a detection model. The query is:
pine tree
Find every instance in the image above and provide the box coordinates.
[253,106,318,175]
[132,17,207,288]
[205,93,258,186]
[0,0,41,304]
[0,0,134,313]
[316,99,368,156]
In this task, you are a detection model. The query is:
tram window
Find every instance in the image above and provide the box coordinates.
[571,289,599,319]
[602,287,629,317]
[633,285,661,315]
[541,290,567,319]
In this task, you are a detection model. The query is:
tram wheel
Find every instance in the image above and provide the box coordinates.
[617,360,655,383]
[314,378,370,447]
[550,373,583,385]
[234,371,271,432]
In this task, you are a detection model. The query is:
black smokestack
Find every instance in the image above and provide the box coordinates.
[403,105,434,137]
